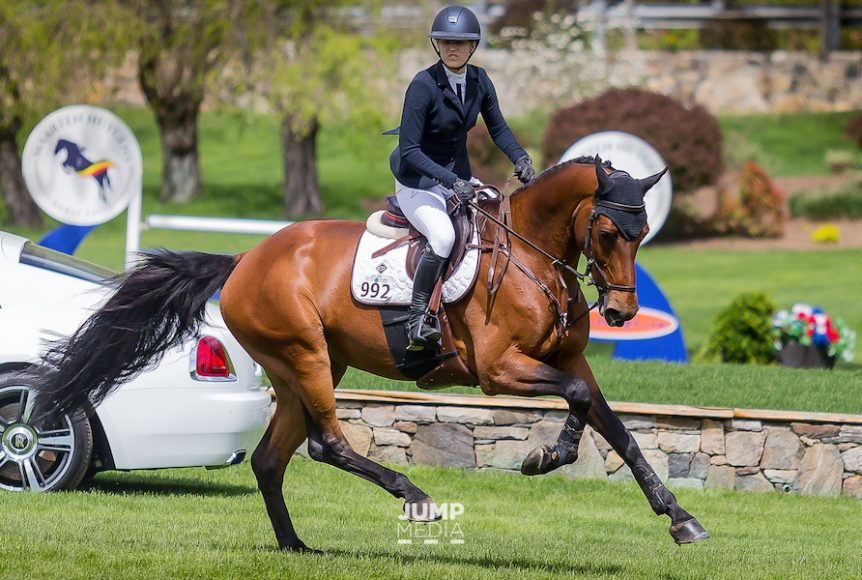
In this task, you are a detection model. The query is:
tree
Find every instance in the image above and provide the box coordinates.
[0,1,129,227]
[244,2,394,218]
[136,0,240,203]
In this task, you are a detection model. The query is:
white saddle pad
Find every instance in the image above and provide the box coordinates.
[350,229,480,306]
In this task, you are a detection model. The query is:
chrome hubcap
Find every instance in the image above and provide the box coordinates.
[2,424,38,459]
[0,385,76,493]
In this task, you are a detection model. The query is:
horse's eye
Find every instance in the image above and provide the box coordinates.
[599,230,617,242]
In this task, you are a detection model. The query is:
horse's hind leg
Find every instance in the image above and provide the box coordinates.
[267,345,439,522]
[250,387,315,552]
[570,356,709,545]
[301,392,440,522]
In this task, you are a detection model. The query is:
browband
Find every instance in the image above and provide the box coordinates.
[595,199,645,213]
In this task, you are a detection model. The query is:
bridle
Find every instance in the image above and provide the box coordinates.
[467,177,645,338]
[583,197,645,295]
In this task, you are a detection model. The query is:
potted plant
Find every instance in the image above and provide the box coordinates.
[773,304,856,369]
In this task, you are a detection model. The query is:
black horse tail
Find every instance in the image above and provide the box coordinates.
[37,250,240,419]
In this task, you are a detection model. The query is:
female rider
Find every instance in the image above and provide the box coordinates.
[390,5,535,351]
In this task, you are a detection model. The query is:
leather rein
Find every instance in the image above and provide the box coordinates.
[467,183,645,342]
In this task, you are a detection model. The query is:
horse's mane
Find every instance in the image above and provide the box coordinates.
[509,155,613,196]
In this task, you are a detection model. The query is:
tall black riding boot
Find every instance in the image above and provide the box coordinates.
[406,245,448,351]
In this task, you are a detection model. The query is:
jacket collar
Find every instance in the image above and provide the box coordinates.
[430,60,477,119]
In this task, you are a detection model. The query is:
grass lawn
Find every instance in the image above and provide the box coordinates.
[718,111,858,177]
[2,460,861,579]
[634,246,862,365]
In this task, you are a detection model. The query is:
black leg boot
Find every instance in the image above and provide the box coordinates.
[406,245,448,351]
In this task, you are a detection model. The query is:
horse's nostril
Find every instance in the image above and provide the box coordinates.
[605,309,625,327]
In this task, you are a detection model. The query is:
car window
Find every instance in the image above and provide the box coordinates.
[20,242,117,284]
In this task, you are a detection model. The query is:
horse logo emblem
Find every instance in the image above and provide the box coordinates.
[54,139,116,204]
[22,105,141,226]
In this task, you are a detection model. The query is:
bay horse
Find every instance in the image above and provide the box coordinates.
[37,156,709,551]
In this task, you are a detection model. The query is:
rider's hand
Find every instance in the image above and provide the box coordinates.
[452,178,475,203]
[514,156,535,184]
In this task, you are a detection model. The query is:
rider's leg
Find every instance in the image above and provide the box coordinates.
[407,246,448,349]
[396,186,455,350]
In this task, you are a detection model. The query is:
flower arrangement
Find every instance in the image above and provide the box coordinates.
[773,303,856,363]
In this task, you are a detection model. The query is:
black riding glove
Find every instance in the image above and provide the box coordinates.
[514,156,535,184]
[452,178,475,202]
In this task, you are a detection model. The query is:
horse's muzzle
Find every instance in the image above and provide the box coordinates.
[602,294,638,327]
[604,308,628,327]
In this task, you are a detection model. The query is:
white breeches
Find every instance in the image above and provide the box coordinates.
[395,181,455,258]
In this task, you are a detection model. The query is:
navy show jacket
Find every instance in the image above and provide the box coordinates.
[390,60,527,191]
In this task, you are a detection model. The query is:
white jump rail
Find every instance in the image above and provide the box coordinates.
[143,215,294,236]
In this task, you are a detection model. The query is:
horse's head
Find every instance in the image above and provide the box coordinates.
[578,157,666,327]
[54,139,75,155]
[54,138,86,165]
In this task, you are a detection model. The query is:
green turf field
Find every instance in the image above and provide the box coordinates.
[1,460,860,579]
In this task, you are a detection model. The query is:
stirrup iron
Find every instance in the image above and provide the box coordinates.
[407,310,442,351]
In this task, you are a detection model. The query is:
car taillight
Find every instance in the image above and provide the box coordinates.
[192,335,234,380]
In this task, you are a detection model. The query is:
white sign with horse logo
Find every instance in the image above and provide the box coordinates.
[560,131,673,245]
[22,105,142,226]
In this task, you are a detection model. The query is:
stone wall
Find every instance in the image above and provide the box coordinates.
[464,49,862,116]
[295,390,862,499]
[106,50,862,117]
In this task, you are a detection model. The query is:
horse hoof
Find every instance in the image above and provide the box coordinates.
[282,543,325,555]
[669,518,710,545]
[404,499,441,522]
[521,445,554,476]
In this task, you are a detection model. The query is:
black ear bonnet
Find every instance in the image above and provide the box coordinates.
[593,157,667,241]
[596,171,647,240]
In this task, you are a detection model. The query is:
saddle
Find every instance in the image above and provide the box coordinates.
[369,195,475,286]
[354,188,501,389]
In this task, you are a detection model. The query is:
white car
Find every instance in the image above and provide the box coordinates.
[0,231,271,492]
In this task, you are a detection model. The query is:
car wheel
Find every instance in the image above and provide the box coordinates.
[0,372,93,492]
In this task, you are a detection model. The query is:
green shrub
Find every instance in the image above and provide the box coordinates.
[789,184,862,219]
[541,89,723,193]
[702,292,778,365]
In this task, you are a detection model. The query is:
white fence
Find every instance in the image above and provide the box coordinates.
[143,215,293,236]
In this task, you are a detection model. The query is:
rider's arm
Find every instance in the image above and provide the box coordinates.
[479,71,528,164]
[399,76,460,188]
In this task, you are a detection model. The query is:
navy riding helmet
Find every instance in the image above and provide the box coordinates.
[429,5,481,41]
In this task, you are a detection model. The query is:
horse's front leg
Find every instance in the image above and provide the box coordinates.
[565,354,710,545]
[478,350,591,476]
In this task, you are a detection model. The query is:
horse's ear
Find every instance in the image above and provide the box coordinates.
[639,167,668,193]
[595,156,611,192]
